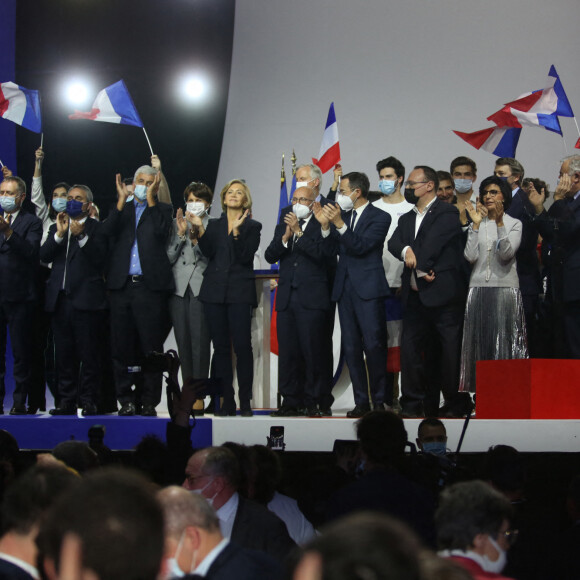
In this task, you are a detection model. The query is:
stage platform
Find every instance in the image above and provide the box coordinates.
[1,409,579,453]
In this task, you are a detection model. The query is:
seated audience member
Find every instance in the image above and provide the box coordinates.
[37,468,164,580]
[436,480,515,579]
[436,171,456,204]
[293,512,423,580]
[249,444,316,545]
[51,441,99,474]
[326,411,436,546]
[40,185,108,416]
[158,486,280,580]
[182,446,296,561]
[0,465,78,580]
[416,418,448,456]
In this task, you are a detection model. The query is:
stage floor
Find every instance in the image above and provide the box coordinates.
[1,409,579,453]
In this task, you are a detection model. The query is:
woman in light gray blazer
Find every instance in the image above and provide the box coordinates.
[167,182,215,393]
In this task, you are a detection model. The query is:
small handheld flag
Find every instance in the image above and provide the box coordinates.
[0,82,42,133]
[312,103,341,174]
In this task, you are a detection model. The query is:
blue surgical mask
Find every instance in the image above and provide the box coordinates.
[379,180,397,196]
[498,176,509,182]
[134,184,148,201]
[454,179,473,194]
[66,199,85,218]
[422,441,447,456]
[52,198,68,213]
[0,197,18,213]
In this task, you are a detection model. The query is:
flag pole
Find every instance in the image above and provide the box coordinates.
[40,132,44,149]
[291,149,297,176]
[0,159,4,168]
[142,127,154,156]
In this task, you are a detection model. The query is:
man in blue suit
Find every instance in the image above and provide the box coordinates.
[0,176,42,415]
[265,187,336,417]
[320,172,391,418]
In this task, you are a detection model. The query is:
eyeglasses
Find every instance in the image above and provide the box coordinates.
[404,181,427,188]
[483,190,502,197]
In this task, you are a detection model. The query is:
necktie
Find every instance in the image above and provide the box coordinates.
[6,214,11,225]
[351,211,357,230]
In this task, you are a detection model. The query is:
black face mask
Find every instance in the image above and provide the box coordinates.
[404,187,419,205]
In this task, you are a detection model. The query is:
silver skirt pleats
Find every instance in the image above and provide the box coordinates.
[459,286,528,393]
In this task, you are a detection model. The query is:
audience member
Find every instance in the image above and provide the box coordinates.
[51,441,99,474]
[450,156,478,225]
[158,485,280,580]
[182,446,296,561]
[436,170,456,204]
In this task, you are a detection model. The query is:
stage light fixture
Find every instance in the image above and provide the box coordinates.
[179,73,210,104]
[64,81,91,106]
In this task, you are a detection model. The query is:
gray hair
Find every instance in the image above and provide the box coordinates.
[298,163,323,191]
[563,155,580,175]
[69,184,94,203]
[133,165,158,183]
[158,486,220,539]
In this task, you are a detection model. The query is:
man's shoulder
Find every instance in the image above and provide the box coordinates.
[208,542,280,580]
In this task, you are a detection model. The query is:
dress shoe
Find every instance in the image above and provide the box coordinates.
[240,408,254,417]
[49,404,77,416]
[81,402,98,416]
[141,405,157,417]
[27,407,39,415]
[437,406,465,419]
[118,402,136,416]
[306,406,322,417]
[9,405,26,416]
[270,406,303,417]
[215,408,237,417]
[319,407,333,417]
[401,410,425,419]
[346,404,371,418]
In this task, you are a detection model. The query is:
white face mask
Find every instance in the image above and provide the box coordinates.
[295,178,314,189]
[337,192,355,212]
[165,558,185,579]
[186,201,207,217]
[482,536,507,574]
[190,478,218,507]
[292,201,312,220]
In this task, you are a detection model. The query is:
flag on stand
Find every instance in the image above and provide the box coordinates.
[312,102,340,173]
[454,126,521,158]
[0,82,42,133]
[69,80,143,127]
[487,66,574,135]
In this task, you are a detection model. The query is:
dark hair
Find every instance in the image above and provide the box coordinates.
[183,181,213,205]
[478,175,513,210]
[301,512,422,580]
[48,182,72,220]
[37,468,164,580]
[414,166,439,191]
[221,442,251,497]
[356,410,407,466]
[417,417,446,439]
[376,156,406,182]
[495,157,525,184]
[436,170,453,184]
[0,465,78,536]
[523,177,550,200]
[342,172,370,199]
[249,444,282,504]
[450,156,477,175]
[435,480,513,551]
[53,182,71,193]
[478,445,525,493]
[52,441,99,474]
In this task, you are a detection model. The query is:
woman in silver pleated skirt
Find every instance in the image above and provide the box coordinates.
[459,176,529,393]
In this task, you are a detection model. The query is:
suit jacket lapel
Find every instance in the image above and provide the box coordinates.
[414,199,439,239]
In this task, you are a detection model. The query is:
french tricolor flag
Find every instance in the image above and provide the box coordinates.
[486,66,573,135]
[69,80,143,127]
[0,82,42,133]
[453,126,522,158]
[312,102,341,174]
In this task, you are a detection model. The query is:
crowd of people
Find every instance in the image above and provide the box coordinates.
[0,147,577,417]
[0,400,578,580]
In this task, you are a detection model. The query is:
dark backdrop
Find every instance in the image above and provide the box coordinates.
[12,0,235,216]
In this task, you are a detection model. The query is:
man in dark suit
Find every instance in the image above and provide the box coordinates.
[495,158,542,356]
[388,166,468,418]
[0,176,43,415]
[159,486,280,580]
[320,172,391,418]
[265,186,336,417]
[40,185,108,416]
[103,166,174,417]
[183,446,296,562]
[529,155,580,358]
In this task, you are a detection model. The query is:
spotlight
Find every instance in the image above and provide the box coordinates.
[178,73,210,104]
[64,81,91,106]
